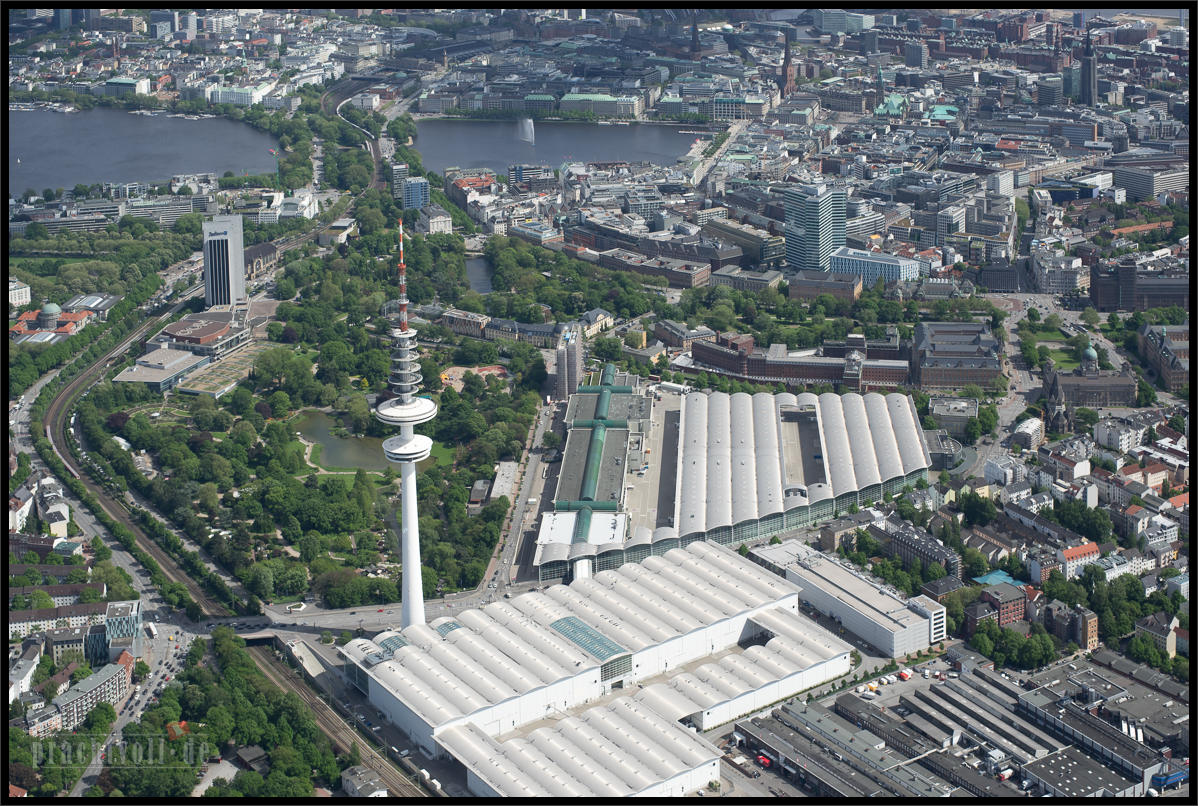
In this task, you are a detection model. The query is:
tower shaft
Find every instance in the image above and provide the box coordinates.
[399,459,424,626]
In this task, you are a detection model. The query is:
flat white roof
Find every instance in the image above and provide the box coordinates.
[532,511,629,565]
[343,543,847,731]
[755,540,926,634]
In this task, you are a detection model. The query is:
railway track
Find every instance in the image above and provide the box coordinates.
[246,645,426,798]
[42,292,232,618]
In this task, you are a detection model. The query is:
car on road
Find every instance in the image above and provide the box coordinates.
[377,608,384,613]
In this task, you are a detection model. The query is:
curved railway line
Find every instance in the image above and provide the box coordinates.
[42,289,233,617]
[41,207,352,618]
[246,645,426,798]
[40,84,386,620]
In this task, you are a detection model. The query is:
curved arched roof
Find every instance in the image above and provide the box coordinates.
[864,392,905,482]
[886,392,930,474]
[730,393,758,524]
[705,392,733,530]
[675,390,933,525]
[818,392,858,497]
[676,392,708,536]
[841,393,882,489]
[753,392,784,517]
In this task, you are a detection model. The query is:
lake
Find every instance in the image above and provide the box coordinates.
[293,409,438,473]
[465,256,493,294]
[412,118,701,176]
[7,107,279,193]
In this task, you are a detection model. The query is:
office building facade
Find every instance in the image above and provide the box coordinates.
[201,216,246,309]
[402,177,431,210]
[784,184,846,272]
[828,247,921,286]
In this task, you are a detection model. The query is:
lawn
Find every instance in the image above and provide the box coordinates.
[1019,324,1069,340]
[429,441,455,467]
[1045,349,1080,370]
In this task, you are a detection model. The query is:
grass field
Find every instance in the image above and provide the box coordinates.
[1045,349,1080,370]
[1019,325,1069,341]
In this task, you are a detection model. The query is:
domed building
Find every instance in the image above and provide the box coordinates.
[9,300,93,345]
[1043,338,1136,432]
[36,301,62,330]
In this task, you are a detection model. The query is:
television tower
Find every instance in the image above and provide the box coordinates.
[374,222,437,628]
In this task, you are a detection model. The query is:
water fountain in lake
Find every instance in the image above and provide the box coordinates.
[516,117,535,147]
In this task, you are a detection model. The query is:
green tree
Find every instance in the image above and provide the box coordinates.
[592,337,622,362]
[958,491,996,527]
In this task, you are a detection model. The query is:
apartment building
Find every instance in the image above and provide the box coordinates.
[1055,542,1100,579]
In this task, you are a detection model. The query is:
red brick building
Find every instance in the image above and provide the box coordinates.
[980,582,1026,627]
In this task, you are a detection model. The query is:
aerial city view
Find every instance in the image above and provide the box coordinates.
[6,6,1193,799]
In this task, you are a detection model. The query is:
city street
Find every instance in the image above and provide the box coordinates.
[67,601,202,796]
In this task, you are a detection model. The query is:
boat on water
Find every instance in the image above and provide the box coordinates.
[597,120,612,126]
[614,121,630,125]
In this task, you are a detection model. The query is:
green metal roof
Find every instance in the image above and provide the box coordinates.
[561,92,617,101]
[376,634,409,653]
[550,615,625,662]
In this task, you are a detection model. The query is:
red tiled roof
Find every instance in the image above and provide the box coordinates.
[1061,543,1099,560]
[1126,504,1144,515]
[1168,492,1188,508]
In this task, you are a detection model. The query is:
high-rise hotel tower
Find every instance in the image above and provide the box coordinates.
[202,215,246,309]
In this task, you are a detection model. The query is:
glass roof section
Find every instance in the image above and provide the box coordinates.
[549,615,625,662]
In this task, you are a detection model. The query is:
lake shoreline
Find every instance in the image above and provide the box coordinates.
[8,107,279,191]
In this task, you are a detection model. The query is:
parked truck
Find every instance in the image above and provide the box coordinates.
[997,769,1014,782]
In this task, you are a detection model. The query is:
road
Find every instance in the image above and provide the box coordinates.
[68,608,206,795]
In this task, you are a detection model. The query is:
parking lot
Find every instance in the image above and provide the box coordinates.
[837,655,958,711]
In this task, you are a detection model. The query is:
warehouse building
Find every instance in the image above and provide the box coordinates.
[751,540,946,658]
[533,384,931,582]
[340,541,852,797]
[1022,746,1142,798]
[676,390,931,541]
